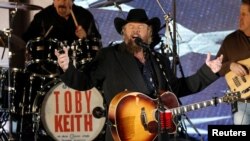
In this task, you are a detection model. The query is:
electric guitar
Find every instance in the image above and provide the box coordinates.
[108,91,240,141]
[225,58,250,99]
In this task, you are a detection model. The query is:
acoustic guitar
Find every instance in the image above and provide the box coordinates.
[108,91,240,141]
[225,58,250,99]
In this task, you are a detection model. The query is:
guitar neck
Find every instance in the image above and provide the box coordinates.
[170,97,225,116]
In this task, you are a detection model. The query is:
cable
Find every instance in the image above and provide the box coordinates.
[240,102,248,125]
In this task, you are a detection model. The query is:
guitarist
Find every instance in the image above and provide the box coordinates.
[215,0,250,125]
[55,9,223,141]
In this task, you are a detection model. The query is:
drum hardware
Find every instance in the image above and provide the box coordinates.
[68,39,92,68]
[71,41,77,67]
[24,74,51,115]
[73,38,101,67]
[89,0,133,8]
[10,68,21,114]
[0,110,9,141]
[32,110,41,141]
[84,39,92,59]
[1,27,26,141]
[0,67,7,108]
[26,75,36,115]
[0,2,42,140]
[70,40,82,67]
[3,28,16,141]
[92,107,106,118]
[18,75,28,141]
[0,1,43,11]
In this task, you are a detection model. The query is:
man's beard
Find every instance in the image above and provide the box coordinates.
[125,39,142,54]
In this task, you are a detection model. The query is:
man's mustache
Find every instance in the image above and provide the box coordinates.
[58,5,67,8]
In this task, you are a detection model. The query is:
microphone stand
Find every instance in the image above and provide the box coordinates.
[156,1,201,140]
[171,0,178,76]
[169,1,202,140]
[142,46,169,141]
[156,0,185,77]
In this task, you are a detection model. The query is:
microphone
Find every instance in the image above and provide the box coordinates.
[134,37,150,49]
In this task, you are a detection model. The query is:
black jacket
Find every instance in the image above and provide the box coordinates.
[60,42,219,140]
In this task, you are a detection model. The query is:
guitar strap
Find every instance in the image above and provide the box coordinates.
[150,51,174,93]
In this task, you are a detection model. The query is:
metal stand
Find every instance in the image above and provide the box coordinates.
[142,46,170,141]
[4,28,15,141]
[182,114,204,141]
[1,7,19,141]
[155,1,203,141]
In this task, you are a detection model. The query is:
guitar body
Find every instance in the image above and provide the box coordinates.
[108,91,179,141]
[225,58,250,99]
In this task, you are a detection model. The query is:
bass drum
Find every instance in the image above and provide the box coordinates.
[32,80,106,141]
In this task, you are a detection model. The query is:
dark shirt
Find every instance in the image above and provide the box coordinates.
[216,30,250,76]
[136,58,157,96]
[22,4,101,44]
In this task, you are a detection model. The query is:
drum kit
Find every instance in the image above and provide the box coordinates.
[0,1,105,141]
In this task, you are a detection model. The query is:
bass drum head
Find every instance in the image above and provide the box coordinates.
[40,82,106,141]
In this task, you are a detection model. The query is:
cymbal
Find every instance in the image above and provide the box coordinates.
[89,0,133,8]
[0,2,43,11]
[0,30,26,51]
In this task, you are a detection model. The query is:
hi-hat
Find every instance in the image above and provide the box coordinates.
[0,2,43,11]
[0,30,26,68]
[89,0,132,8]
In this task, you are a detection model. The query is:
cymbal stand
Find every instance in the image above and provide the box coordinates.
[4,28,15,141]
[4,5,19,141]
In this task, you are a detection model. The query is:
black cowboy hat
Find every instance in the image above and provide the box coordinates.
[114,9,161,34]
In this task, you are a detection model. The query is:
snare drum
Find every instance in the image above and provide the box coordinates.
[26,37,61,78]
[32,80,106,141]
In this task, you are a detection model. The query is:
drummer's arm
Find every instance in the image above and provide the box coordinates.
[75,26,87,39]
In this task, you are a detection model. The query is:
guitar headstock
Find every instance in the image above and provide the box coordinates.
[223,91,241,103]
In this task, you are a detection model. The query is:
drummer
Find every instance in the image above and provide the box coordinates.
[22,0,101,46]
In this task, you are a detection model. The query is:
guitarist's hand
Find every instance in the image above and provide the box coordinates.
[230,62,249,76]
[205,52,223,73]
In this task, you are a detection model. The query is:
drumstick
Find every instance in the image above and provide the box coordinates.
[70,10,78,27]
[44,25,53,38]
